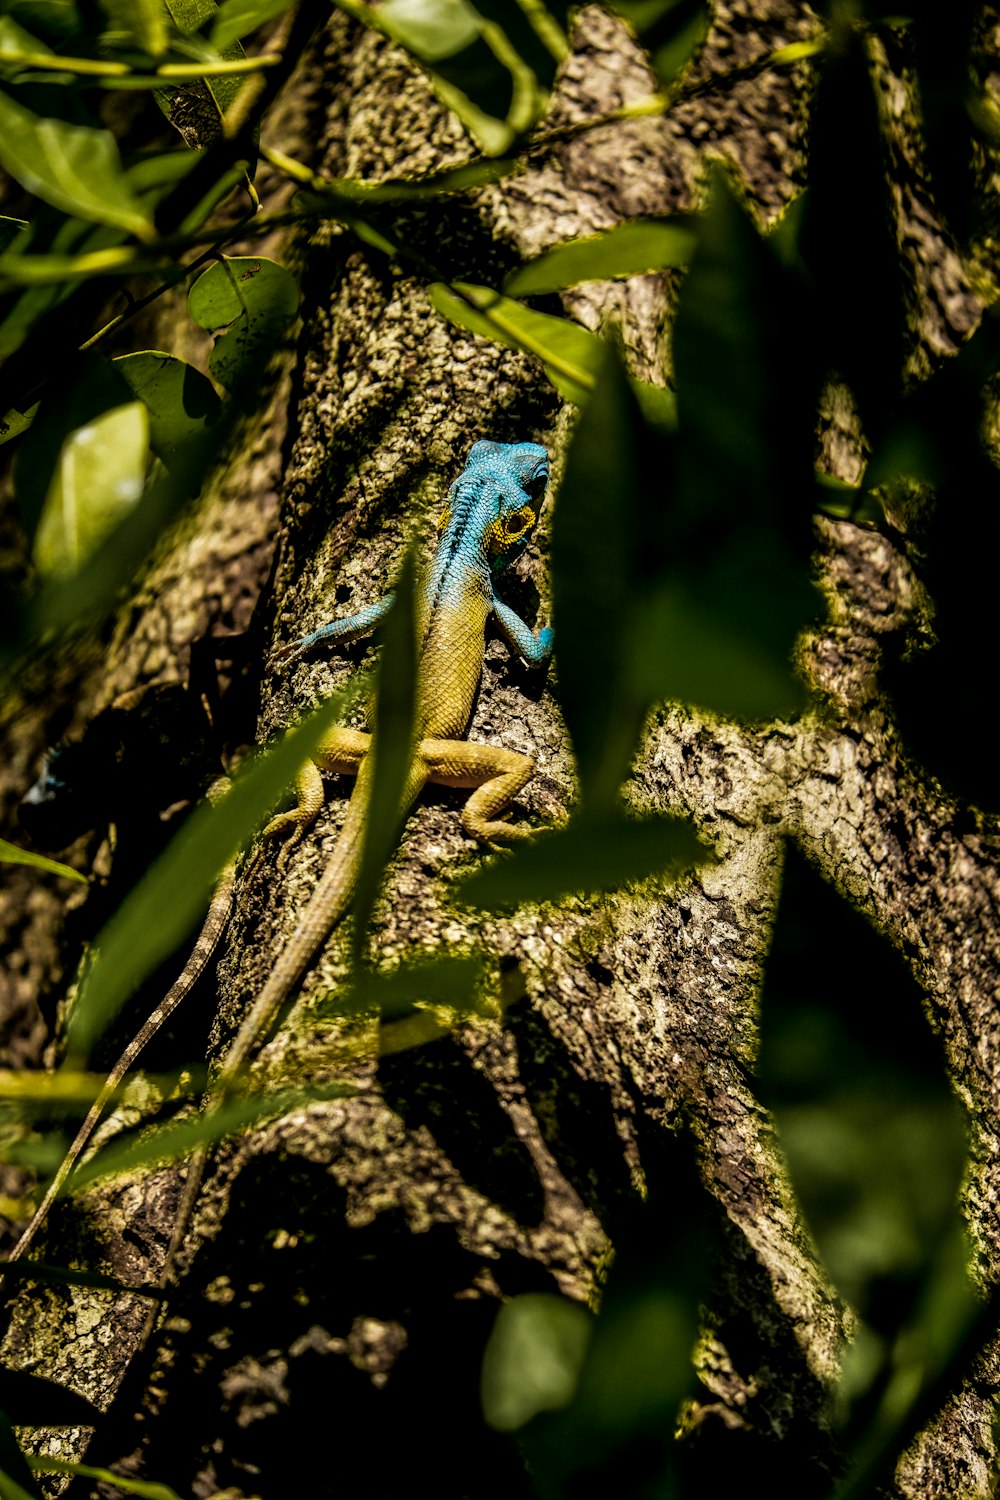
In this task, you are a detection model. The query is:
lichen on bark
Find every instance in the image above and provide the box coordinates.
[1,4,998,1498]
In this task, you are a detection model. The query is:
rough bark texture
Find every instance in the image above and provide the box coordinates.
[0,3,996,1498]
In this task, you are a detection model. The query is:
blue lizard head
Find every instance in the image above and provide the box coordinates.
[459,439,550,573]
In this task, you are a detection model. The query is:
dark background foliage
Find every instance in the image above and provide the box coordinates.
[0,0,997,1496]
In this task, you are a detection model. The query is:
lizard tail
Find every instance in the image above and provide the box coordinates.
[152,753,428,1312]
[0,863,237,1294]
[214,752,428,1092]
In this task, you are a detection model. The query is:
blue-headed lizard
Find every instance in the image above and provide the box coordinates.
[4,439,554,1284]
[204,437,554,1096]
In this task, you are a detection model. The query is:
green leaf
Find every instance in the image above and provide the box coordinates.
[609,0,709,88]
[505,217,697,296]
[32,402,150,581]
[438,4,547,138]
[98,0,168,55]
[759,852,974,1441]
[23,452,216,648]
[65,678,365,1055]
[347,0,534,153]
[636,566,812,720]
[0,1415,43,1500]
[649,0,708,88]
[0,401,36,446]
[160,0,218,27]
[0,837,86,883]
[0,1258,162,1296]
[336,953,484,1018]
[665,168,818,718]
[553,1285,696,1449]
[187,254,298,398]
[155,0,254,150]
[673,170,815,521]
[429,280,605,404]
[114,350,222,470]
[210,0,294,49]
[0,216,28,254]
[0,201,144,362]
[513,1132,709,1493]
[28,1457,182,1500]
[0,1068,153,1105]
[482,1294,593,1431]
[350,549,419,964]
[0,14,53,72]
[550,344,657,805]
[630,375,675,433]
[152,67,247,144]
[0,1371,98,1428]
[429,280,673,421]
[460,815,711,910]
[126,144,208,200]
[67,1082,354,1191]
[0,1136,65,1177]
[379,0,481,59]
[426,82,513,156]
[0,86,153,238]
[0,3,85,49]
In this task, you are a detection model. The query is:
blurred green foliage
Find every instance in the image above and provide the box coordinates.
[483,1132,712,1499]
[0,836,86,881]
[0,0,996,1495]
[759,853,977,1497]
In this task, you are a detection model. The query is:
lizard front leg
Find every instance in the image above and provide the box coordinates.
[492,599,553,669]
[270,595,394,668]
[261,725,370,857]
[264,596,388,854]
[420,738,538,842]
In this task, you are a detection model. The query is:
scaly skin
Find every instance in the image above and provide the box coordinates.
[215,438,553,1091]
[161,439,554,1284]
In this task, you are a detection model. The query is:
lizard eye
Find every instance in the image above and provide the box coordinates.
[525,467,549,500]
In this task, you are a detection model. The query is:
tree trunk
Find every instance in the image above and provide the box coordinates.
[1,4,995,1498]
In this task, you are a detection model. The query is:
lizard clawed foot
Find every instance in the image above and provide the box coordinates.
[276,828,306,871]
[477,817,542,846]
[477,798,568,846]
[266,641,306,674]
[260,810,306,869]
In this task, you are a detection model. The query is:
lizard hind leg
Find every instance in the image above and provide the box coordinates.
[421,737,537,843]
[261,758,324,867]
[261,726,371,865]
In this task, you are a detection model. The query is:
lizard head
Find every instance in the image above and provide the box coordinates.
[462,440,550,569]
[437,441,551,567]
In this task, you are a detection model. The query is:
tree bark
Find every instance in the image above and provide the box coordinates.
[1,4,996,1498]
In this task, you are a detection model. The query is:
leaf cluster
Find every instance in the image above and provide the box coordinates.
[0,0,998,1495]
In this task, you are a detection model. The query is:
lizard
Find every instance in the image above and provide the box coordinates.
[159,436,555,1289]
[212,436,554,1081]
[4,438,554,1291]
[167,439,555,1200]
